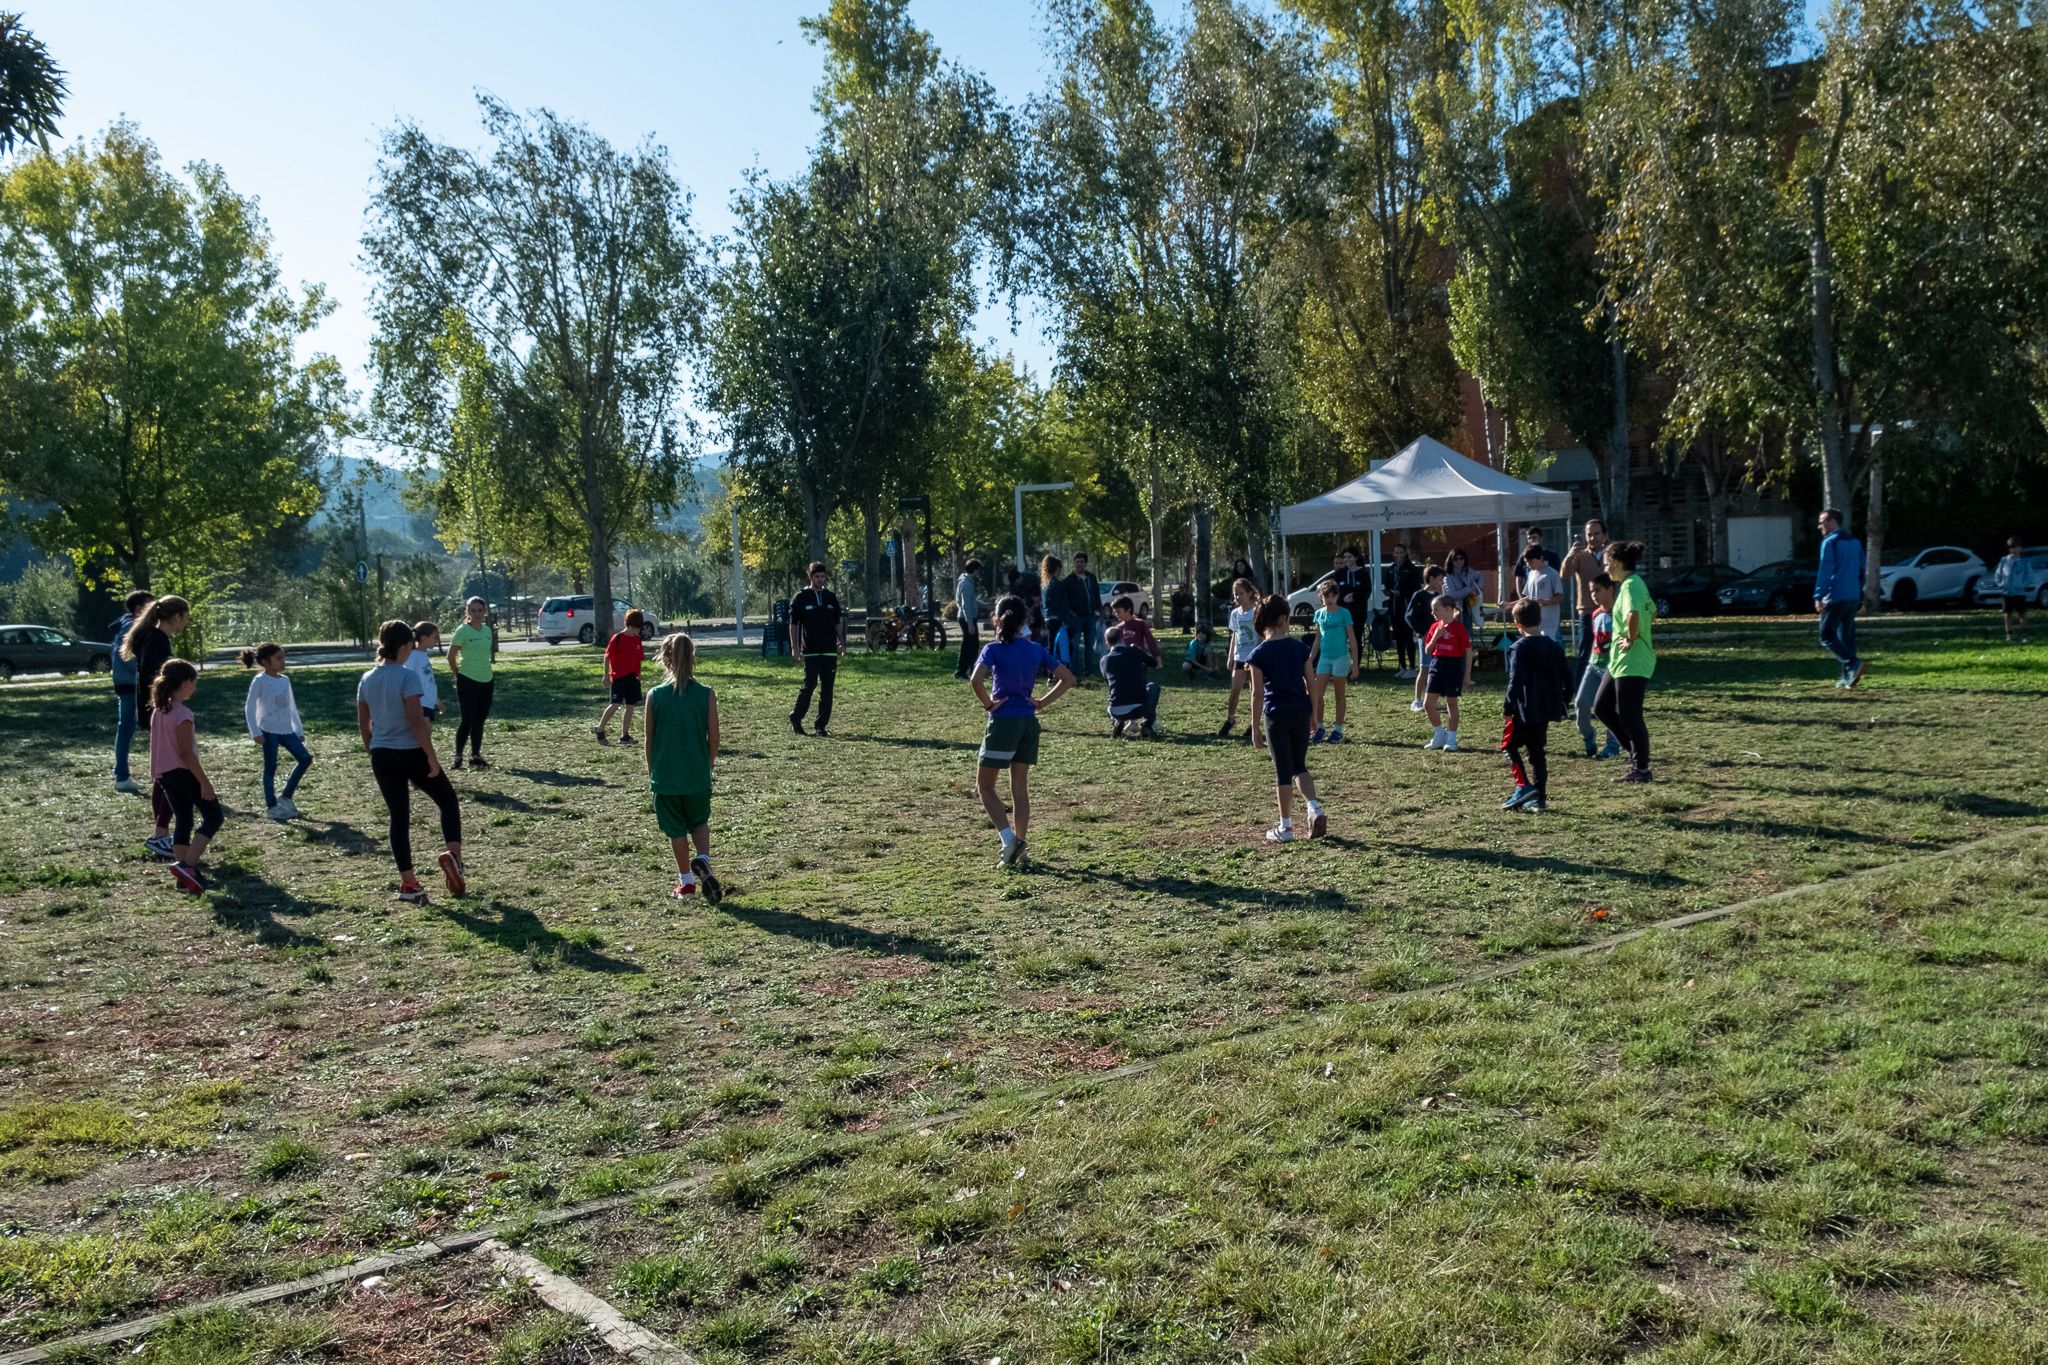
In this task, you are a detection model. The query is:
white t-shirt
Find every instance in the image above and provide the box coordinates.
[403,648,440,711]
[244,671,302,738]
[1525,565,1565,639]
[1229,605,1259,662]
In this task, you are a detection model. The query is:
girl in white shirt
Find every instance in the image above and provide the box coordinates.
[1218,577,1264,744]
[404,622,442,720]
[241,643,312,821]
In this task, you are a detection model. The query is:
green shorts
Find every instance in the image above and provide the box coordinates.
[978,712,1041,768]
[653,791,711,839]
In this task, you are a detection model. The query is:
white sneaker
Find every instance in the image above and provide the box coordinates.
[113,777,141,794]
[1423,727,1445,750]
[1409,699,1426,713]
[279,798,301,820]
[266,802,290,822]
[1264,823,1295,843]
[1444,731,1461,752]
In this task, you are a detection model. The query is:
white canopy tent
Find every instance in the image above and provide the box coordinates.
[1276,435,1575,611]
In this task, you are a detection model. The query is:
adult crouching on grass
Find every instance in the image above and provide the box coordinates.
[1592,540,1657,783]
[358,619,465,905]
[446,596,496,770]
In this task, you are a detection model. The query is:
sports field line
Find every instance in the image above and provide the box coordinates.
[4,822,2038,1365]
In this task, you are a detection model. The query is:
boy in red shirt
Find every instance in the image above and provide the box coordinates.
[1421,593,1471,751]
[595,609,647,745]
[1107,595,1160,664]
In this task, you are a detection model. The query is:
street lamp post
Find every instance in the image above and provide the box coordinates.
[1014,482,1076,579]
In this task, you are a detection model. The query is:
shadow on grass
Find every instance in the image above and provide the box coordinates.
[714,902,976,964]
[1039,862,1350,913]
[436,899,643,974]
[814,732,965,753]
[1411,844,1691,885]
[1643,814,1944,850]
[464,786,542,814]
[501,767,607,788]
[297,819,381,856]
[206,873,332,948]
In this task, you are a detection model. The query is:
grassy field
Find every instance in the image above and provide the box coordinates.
[1,617,2043,1361]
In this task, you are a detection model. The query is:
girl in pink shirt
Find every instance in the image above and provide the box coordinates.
[149,660,223,894]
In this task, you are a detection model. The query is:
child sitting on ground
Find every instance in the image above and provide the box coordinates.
[1102,626,1161,738]
[1422,592,1471,751]
[1501,599,1572,813]
[1183,625,1219,682]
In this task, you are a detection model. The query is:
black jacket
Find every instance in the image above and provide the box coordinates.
[1405,587,1437,640]
[130,625,172,712]
[1101,645,1154,711]
[1384,559,1423,611]
[1504,633,1571,723]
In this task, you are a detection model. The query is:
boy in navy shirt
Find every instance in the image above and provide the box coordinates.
[1246,596,1327,842]
[1501,599,1572,813]
[1101,627,1161,738]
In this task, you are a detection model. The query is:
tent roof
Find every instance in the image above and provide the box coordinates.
[1278,435,1574,535]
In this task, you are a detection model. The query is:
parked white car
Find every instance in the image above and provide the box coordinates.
[1875,546,1986,609]
[1286,571,1338,621]
[536,595,660,645]
[1973,546,2048,607]
[1096,580,1151,618]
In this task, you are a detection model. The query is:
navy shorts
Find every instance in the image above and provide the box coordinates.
[1426,659,1465,698]
[609,674,644,705]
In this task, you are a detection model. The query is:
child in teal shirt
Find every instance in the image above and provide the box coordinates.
[1308,579,1357,743]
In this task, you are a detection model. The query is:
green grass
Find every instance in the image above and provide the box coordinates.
[1,617,2044,1359]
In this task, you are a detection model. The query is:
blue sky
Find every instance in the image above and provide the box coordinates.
[30,1,1074,450]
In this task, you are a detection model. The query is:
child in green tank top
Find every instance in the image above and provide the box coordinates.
[644,633,722,902]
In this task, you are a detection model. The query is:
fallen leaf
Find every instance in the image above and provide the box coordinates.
[1586,907,1613,921]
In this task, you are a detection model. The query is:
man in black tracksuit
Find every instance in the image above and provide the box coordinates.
[788,561,846,736]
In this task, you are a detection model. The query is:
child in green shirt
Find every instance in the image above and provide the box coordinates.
[1308,578,1357,743]
[644,633,722,901]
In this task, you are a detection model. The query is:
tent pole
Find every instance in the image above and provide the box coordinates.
[1369,531,1383,615]
[1278,525,1289,595]
[1495,521,1507,616]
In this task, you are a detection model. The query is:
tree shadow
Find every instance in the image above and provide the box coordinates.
[1038,862,1353,913]
[435,899,643,974]
[814,732,965,753]
[714,901,976,964]
[501,767,607,788]
[1407,844,1692,886]
[463,787,541,813]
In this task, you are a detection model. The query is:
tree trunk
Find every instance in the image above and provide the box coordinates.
[1146,457,1165,628]
[860,498,882,611]
[1245,528,1270,595]
[1604,325,1630,535]
[588,532,615,645]
[1194,505,1213,629]
[799,479,829,565]
[1862,445,1885,610]
[1808,178,1852,528]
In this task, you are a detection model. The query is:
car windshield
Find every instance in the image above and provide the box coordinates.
[1743,561,1792,579]
[1881,549,1920,566]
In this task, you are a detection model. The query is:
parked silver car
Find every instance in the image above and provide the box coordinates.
[536,596,660,645]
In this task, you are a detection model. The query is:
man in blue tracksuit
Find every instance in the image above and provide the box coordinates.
[109,588,153,792]
[1814,508,1865,688]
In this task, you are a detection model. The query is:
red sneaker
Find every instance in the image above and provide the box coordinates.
[438,851,466,897]
[670,879,698,899]
[396,881,428,904]
[169,863,205,895]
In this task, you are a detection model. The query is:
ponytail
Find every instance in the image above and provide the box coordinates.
[1606,540,1646,573]
[659,631,696,684]
[239,642,282,669]
[151,658,197,712]
[120,594,191,661]
[993,594,1028,643]
[375,619,415,662]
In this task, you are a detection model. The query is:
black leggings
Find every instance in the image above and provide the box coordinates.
[156,769,224,847]
[955,620,980,677]
[454,675,494,757]
[369,747,462,873]
[1504,718,1550,797]
[1267,710,1311,785]
[1393,619,1417,670]
[1592,674,1651,772]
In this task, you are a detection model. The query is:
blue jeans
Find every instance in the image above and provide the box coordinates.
[1819,601,1860,675]
[1068,614,1098,678]
[113,687,138,781]
[262,732,312,808]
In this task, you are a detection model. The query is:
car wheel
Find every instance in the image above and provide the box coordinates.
[544,636,560,646]
[87,653,112,673]
[0,660,13,681]
[2037,584,2048,609]
[1959,576,1978,606]
[640,623,656,641]
[1765,590,1790,615]
[1891,578,1918,609]
[578,623,595,645]
[1655,596,1673,618]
